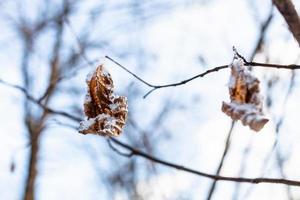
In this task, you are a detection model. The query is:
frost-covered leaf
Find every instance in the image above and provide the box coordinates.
[79,64,128,136]
[222,57,268,132]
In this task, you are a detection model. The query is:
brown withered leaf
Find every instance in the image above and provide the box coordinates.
[222,57,268,132]
[79,64,128,136]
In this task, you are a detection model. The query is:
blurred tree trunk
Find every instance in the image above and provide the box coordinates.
[24,130,40,200]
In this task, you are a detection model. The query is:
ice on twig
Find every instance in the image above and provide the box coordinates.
[79,64,128,136]
[222,57,268,132]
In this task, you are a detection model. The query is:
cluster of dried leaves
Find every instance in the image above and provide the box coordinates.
[222,57,269,132]
[79,64,128,136]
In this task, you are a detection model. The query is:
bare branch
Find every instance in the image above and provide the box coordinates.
[109,137,300,187]
[105,55,300,98]
[246,61,300,69]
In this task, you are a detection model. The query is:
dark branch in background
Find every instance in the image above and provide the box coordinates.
[206,121,235,200]
[64,18,95,67]
[37,58,99,103]
[0,79,82,122]
[2,79,300,187]
[107,139,133,157]
[105,55,300,98]
[273,0,300,46]
[249,6,274,62]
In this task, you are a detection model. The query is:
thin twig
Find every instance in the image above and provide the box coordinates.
[107,139,133,157]
[105,55,300,98]
[246,62,300,69]
[109,137,300,186]
[105,55,157,88]
[106,55,229,98]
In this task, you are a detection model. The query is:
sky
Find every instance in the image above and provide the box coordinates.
[1,0,300,199]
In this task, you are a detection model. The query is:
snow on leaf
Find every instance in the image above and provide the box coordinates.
[222,56,268,132]
[79,64,128,137]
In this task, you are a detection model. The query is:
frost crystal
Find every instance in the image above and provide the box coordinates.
[79,64,128,137]
[222,57,268,132]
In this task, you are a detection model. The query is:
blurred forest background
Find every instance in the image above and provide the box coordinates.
[1,0,300,199]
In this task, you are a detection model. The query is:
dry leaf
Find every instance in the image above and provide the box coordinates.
[79,64,128,136]
[222,57,268,132]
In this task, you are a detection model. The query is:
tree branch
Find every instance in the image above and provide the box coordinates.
[109,137,300,187]
[105,55,300,98]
